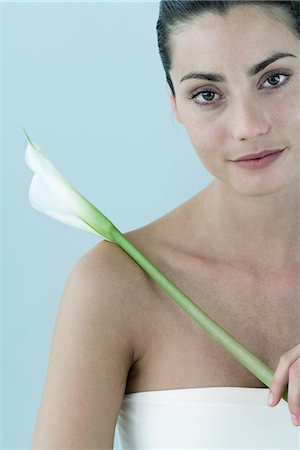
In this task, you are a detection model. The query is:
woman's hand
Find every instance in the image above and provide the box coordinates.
[268,343,300,426]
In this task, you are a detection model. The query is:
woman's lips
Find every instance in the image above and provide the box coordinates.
[231,148,285,170]
[234,148,284,161]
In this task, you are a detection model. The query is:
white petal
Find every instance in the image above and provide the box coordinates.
[43,210,101,237]
[29,172,77,214]
[25,135,116,242]
[26,142,88,215]
[25,141,74,192]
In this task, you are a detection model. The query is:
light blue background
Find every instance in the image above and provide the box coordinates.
[2,1,212,448]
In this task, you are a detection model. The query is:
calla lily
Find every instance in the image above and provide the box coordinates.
[24,128,288,403]
[24,129,117,241]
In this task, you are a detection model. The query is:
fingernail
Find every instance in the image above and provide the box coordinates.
[291,414,300,426]
[268,391,274,406]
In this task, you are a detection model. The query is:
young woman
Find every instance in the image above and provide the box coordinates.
[31,1,300,448]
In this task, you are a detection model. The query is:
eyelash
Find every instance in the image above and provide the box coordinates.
[188,71,292,108]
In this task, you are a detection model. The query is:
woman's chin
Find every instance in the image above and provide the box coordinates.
[231,176,294,198]
[228,151,299,197]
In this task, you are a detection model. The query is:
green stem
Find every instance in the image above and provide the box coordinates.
[111,227,288,403]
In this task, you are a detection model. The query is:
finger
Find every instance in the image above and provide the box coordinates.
[268,344,300,407]
[287,359,300,423]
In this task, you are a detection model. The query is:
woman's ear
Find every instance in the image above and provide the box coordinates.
[169,93,182,123]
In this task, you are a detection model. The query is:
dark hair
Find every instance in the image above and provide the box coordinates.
[156,1,300,97]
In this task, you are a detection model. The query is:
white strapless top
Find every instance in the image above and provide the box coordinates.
[114,387,299,449]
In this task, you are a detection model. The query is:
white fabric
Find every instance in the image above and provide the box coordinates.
[114,387,300,449]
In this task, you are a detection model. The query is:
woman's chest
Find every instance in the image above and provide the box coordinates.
[126,259,300,393]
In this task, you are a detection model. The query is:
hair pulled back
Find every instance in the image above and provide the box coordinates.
[156,1,300,97]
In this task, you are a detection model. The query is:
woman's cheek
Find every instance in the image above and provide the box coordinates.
[189,131,226,176]
[284,93,300,130]
[190,118,223,148]
[270,80,300,127]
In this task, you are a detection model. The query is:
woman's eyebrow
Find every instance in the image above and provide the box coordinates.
[180,52,296,83]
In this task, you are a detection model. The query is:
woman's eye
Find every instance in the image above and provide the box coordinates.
[188,72,291,107]
[189,90,222,107]
[262,72,290,88]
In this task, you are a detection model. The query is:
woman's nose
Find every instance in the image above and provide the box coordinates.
[230,97,271,142]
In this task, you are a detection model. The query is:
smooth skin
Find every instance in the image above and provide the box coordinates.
[31,4,300,448]
[31,241,151,448]
[169,5,300,425]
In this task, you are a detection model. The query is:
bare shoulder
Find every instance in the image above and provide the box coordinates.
[70,237,158,342]
[73,238,151,298]
[31,239,157,448]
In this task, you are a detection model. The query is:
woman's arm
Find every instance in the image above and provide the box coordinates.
[31,241,139,449]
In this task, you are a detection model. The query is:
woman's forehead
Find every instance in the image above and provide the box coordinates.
[170,5,298,74]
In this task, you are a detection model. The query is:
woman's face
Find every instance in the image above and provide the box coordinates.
[169,5,300,197]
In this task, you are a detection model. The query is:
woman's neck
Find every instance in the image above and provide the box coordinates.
[199,179,300,273]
